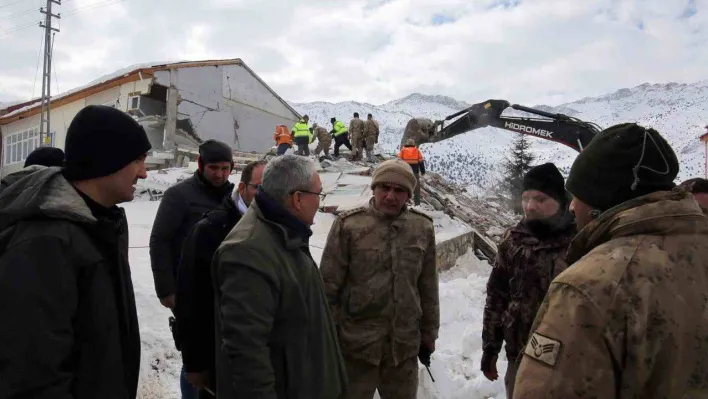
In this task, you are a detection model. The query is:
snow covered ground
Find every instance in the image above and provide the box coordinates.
[127,167,505,398]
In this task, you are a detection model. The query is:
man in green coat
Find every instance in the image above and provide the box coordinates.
[212,154,348,399]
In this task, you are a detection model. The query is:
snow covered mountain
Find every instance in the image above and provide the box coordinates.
[292,81,708,194]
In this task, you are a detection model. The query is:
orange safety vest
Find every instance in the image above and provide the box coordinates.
[274,125,293,146]
[398,146,423,164]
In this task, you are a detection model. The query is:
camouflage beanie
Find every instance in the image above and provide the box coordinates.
[566,123,679,211]
[371,159,417,196]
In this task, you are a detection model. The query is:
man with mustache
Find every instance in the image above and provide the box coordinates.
[481,163,577,399]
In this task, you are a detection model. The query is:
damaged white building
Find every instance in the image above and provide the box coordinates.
[0,58,301,177]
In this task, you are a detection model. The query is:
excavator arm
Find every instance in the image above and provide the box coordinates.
[402,99,601,152]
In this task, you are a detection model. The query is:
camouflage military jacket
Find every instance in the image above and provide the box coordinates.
[314,126,331,144]
[514,189,708,399]
[348,118,365,138]
[482,214,576,360]
[363,120,379,139]
[320,199,439,367]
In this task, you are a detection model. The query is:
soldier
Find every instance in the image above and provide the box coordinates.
[680,177,708,214]
[514,123,708,398]
[331,117,353,158]
[367,113,380,144]
[362,116,378,163]
[348,112,366,161]
[313,122,333,160]
[481,162,576,399]
[320,159,440,399]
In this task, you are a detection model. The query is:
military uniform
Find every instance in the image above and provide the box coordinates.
[363,120,378,150]
[482,217,575,397]
[320,199,440,399]
[349,117,366,160]
[513,189,708,399]
[313,126,332,158]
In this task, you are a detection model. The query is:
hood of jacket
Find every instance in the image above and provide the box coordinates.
[0,166,96,231]
[0,164,47,191]
[566,187,708,264]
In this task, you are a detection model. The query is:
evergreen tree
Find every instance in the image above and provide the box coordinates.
[501,133,536,214]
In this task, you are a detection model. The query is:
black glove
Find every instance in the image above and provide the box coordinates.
[418,343,432,367]
[480,351,497,373]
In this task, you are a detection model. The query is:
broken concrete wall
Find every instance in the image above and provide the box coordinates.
[153,64,299,153]
[436,231,474,271]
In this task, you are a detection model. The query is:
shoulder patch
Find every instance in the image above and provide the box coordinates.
[409,208,434,223]
[523,332,562,367]
[338,206,368,220]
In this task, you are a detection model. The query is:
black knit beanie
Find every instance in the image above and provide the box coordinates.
[198,140,233,165]
[523,163,567,206]
[25,146,65,167]
[566,123,679,211]
[63,105,152,181]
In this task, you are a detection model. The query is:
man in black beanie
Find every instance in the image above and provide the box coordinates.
[25,146,65,167]
[515,123,708,399]
[482,162,576,399]
[149,138,235,399]
[0,104,150,398]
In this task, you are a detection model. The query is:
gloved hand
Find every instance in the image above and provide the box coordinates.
[418,343,432,367]
[481,352,499,381]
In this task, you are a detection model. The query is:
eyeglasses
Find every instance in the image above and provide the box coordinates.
[290,189,327,200]
[246,183,259,189]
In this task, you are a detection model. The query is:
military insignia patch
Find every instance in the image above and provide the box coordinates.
[524,332,562,367]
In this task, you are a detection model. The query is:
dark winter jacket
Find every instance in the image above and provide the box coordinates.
[482,211,576,360]
[0,164,45,193]
[175,193,242,380]
[0,167,141,399]
[212,189,348,399]
[149,171,234,299]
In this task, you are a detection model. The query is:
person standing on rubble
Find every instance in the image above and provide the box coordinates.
[212,155,347,399]
[481,162,576,399]
[513,123,708,399]
[313,122,333,161]
[398,138,426,205]
[176,160,266,398]
[0,105,149,398]
[320,159,440,399]
[349,112,366,161]
[362,115,378,163]
[273,124,293,156]
[292,114,312,156]
[331,117,353,158]
[149,139,235,399]
[367,113,380,144]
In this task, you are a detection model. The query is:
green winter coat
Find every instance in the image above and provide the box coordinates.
[212,192,347,399]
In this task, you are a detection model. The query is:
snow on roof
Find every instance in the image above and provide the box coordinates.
[1,59,242,120]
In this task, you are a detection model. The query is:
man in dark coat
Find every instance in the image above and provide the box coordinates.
[175,160,266,397]
[482,162,577,399]
[0,104,150,398]
[212,154,348,399]
[149,139,235,398]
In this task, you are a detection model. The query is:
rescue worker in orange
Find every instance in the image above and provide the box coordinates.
[398,139,425,205]
[273,125,293,156]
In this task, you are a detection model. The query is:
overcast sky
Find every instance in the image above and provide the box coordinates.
[0,0,705,106]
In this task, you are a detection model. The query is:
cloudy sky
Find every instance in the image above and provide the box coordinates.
[0,0,705,106]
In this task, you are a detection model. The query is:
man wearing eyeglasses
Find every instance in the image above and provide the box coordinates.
[175,160,266,398]
[212,155,347,399]
[320,159,440,399]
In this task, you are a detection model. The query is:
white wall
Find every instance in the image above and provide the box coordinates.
[153,63,299,153]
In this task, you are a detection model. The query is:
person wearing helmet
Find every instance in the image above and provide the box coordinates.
[398,138,426,205]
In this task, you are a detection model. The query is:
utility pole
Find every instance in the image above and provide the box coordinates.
[39,0,60,147]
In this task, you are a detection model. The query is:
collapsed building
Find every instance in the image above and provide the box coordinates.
[0,58,301,178]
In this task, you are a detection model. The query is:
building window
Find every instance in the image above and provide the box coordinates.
[3,127,55,166]
[128,95,140,110]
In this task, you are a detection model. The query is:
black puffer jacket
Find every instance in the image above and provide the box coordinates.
[0,167,141,399]
[175,193,242,378]
[149,171,234,299]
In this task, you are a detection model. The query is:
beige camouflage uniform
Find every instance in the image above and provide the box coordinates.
[364,119,379,150]
[320,199,440,399]
[513,188,708,399]
[349,117,366,159]
[313,125,332,157]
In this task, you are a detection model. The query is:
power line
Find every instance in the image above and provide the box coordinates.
[31,29,43,100]
[0,0,32,9]
[0,5,37,20]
